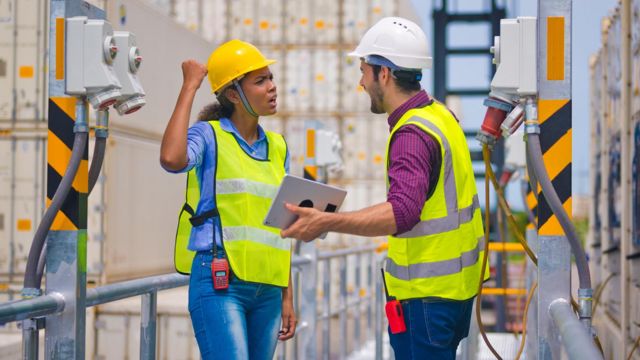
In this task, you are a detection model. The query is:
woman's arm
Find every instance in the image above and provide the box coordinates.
[160,60,208,171]
[279,268,297,341]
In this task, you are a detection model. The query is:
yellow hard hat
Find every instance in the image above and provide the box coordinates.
[206,39,276,93]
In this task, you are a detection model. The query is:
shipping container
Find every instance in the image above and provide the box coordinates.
[0,0,47,123]
[589,2,640,356]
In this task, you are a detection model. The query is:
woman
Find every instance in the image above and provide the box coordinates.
[160,39,296,359]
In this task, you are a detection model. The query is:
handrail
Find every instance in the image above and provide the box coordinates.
[1,246,387,359]
[317,244,380,259]
[86,273,189,307]
[0,292,64,324]
[548,299,602,359]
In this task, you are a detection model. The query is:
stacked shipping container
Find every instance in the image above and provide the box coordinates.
[589,1,640,358]
[0,0,417,358]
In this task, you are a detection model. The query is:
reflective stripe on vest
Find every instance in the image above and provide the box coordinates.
[173,121,290,287]
[384,104,487,301]
[385,236,484,280]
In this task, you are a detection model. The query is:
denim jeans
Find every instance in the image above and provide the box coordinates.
[388,297,475,360]
[188,252,282,360]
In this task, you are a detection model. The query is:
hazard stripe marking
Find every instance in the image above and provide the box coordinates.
[537,99,571,236]
[49,98,76,148]
[537,164,571,227]
[47,165,80,230]
[539,100,571,152]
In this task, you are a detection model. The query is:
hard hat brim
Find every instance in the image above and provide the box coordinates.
[210,58,276,94]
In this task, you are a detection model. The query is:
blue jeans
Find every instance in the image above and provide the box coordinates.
[188,252,282,360]
[388,297,475,360]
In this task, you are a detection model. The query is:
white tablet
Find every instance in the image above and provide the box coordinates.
[263,175,347,231]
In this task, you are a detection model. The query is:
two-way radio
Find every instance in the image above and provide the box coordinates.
[381,269,407,334]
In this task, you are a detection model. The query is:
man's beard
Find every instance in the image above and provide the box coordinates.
[369,85,385,114]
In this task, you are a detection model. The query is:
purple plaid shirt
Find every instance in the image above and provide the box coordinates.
[386,90,445,235]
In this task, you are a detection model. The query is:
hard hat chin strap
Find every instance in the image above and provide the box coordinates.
[233,80,259,118]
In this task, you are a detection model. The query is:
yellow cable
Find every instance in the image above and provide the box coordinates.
[483,146,538,266]
[515,282,537,360]
[627,336,640,360]
[593,273,616,315]
[594,334,605,357]
[476,144,503,360]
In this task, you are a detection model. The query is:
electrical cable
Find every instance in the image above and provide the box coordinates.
[88,137,107,194]
[476,150,503,360]
[627,336,640,360]
[527,134,591,290]
[23,132,88,292]
[592,273,616,315]
[594,334,605,357]
[483,146,538,266]
[515,282,537,360]
[526,149,539,202]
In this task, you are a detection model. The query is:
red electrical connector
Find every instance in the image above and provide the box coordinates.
[476,97,516,147]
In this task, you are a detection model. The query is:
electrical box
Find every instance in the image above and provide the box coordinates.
[490,17,537,100]
[315,129,342,168]
[112,31,146,115]
[65,16,122,109]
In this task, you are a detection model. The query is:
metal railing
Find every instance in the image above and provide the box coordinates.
[548,299,602,360]
[0,243,387,359]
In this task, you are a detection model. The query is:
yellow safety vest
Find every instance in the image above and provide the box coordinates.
[174,121,291,287]
[384,103,488,301]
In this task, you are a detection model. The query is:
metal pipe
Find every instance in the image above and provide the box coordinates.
[140,291,158,360]
[548,299,602,359]
[86,273,188,307]
[620,0,632,353]
[0,292,64,324]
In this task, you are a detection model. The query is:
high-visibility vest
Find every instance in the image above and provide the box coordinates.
[384,103,488,301]
[174,120,291,287]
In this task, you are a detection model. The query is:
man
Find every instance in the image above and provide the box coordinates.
[281,17,487,359]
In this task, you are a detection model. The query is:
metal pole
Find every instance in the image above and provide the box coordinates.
[339,256,347,359]
[354,253,361,350]
[536,0,573,358]
[620,0,632,354]
[548,299,602,359]
[526,228,539,359]
[140,291,158,360]
[367,251,374,339]
[374,255,383,360]
[297,241,318,359]
[322,260,331,360]
[22,319,39,360]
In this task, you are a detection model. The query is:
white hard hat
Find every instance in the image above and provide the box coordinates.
[348,17,432,70]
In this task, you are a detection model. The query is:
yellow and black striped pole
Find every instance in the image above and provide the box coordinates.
[535,1,573,356]
[41,1,103,357]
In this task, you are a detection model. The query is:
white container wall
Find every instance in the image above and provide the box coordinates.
[0,138,46,283]
[99,132,184,282]
[0,0,47,122]
[0,0,412,300]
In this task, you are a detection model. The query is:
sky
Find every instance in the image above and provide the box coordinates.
[409,0,618,203]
